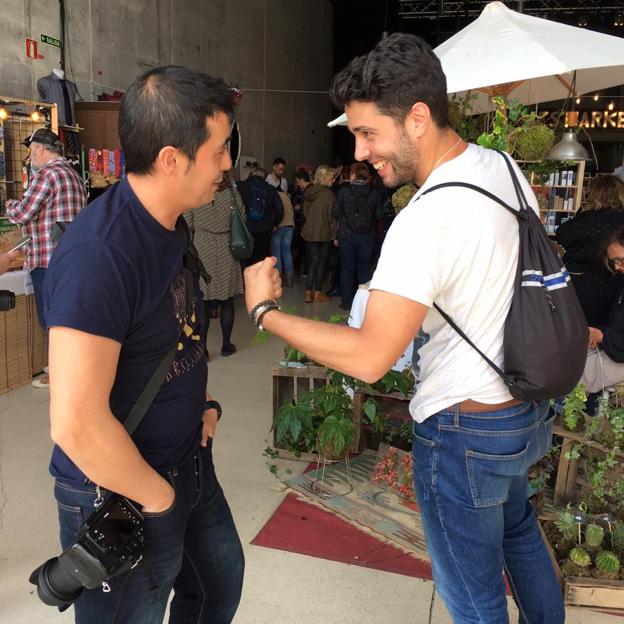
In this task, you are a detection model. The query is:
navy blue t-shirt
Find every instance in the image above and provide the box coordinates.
[45,178,207,483]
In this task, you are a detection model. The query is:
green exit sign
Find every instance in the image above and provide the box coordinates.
[41,34,61,48]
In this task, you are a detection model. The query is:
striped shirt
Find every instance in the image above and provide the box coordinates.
[7,157,86,270]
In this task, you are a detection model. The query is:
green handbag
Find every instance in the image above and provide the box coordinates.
[229,187,254,261]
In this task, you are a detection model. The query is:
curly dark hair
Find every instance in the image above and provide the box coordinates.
[329,33,449,129]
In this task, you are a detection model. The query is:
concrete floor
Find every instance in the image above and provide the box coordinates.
[0,283,619,623]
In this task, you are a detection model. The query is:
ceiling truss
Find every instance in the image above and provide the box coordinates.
[398,1,623,20]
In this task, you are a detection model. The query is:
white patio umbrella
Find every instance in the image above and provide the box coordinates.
[328,1,624,125]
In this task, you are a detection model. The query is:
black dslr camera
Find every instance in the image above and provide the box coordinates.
[0,290,15,311]
[30,495,144,611]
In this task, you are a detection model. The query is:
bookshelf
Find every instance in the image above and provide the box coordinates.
[531,160,586,234]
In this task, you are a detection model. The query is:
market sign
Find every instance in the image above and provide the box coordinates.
[41,34,61,48]
[566,110,624,130]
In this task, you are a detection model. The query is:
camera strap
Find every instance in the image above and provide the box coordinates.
[123,217,208,438]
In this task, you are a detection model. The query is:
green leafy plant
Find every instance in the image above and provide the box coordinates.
[562,384,587,432]
[283,345,308,363]
[372,369,412,397]
[317,414,356,459]
[476,97,555,165]
[273,391,316,453]
[448,92,482,143]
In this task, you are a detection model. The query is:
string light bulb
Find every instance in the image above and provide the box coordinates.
[0,108,7,121]
[608,102,615,111]
[30,110,43,122]
[575,97,581,105]
[594,94,599,102]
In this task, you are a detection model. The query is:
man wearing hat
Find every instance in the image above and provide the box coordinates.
[7,128,86,388]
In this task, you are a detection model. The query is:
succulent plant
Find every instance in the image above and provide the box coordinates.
[569,547,592,568]
[554,508,577,543]
[585,523,605,549]
[595,551,621,575]
[612,523,624,553]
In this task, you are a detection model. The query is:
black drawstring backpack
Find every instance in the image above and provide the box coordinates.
[419,150,588,401]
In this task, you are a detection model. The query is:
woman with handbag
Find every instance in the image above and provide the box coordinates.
[184,172,246,357]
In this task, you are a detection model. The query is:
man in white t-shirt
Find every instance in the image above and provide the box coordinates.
[244,34,564,624]
[266,157,288,193]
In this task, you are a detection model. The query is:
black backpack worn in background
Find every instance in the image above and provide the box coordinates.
[419,150,588,401]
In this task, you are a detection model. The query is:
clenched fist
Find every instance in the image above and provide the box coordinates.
[244,257,283,314]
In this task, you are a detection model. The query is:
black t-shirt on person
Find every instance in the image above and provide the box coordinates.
[45,178,207,483]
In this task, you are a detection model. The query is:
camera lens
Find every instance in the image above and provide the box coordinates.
[0,290,16,312]
[30,557,83,611]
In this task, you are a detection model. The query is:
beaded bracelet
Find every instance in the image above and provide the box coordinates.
[249,299,277,325]
[257,304,280,331]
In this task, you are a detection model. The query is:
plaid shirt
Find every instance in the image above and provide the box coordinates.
[7,157,86,270]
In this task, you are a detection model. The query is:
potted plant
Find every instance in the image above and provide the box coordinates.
[317,414,356,461]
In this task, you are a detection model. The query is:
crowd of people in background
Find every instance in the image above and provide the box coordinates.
[229,156,394,309]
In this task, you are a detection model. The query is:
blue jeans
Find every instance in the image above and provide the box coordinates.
[412,401,564,624]
[54,441,244,623]
[30,267,47,330]
[270,226,294,272]
[339,232,375,307]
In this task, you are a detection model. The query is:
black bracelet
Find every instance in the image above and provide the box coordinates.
[257,304,280,331]
[249,299,277,324]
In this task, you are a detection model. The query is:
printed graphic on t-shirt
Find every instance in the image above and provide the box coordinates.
[166,269,204,382]
[411,329,430,385]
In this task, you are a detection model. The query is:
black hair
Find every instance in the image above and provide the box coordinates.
[119,66,234,175]
[329,33,449,129]
[273,157,286,166]
[295,170,310,183]
[252,167,267,178]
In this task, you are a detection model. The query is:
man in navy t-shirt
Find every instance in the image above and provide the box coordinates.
[44,66,244,623]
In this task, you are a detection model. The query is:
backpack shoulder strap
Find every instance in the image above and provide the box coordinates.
[419,182,526,221]
[433,303,513,389]
[494,150,531,212]
[123,219,204,437]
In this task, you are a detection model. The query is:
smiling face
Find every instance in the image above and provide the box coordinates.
[345,101,420,188]
[176,111,232,209]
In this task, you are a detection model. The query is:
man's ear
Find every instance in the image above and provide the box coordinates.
[155,146,184,176]
[405,102,431,140]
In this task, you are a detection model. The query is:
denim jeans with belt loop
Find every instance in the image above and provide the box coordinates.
[54,439,244,624]
[411,400,564,624]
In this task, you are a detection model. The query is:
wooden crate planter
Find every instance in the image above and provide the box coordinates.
[271,363,362,461]
[539,520,624,610]
[352,390,412,452]
[553,414,624,507]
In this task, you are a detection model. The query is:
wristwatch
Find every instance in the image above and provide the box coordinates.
[204,400,222,421]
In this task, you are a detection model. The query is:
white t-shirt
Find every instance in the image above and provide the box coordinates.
[266,174,288,192]
[369,144,538,423]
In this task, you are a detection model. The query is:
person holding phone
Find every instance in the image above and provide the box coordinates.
[6,128,86,388]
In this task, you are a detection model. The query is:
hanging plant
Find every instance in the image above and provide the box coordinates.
[515,123,555,161]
